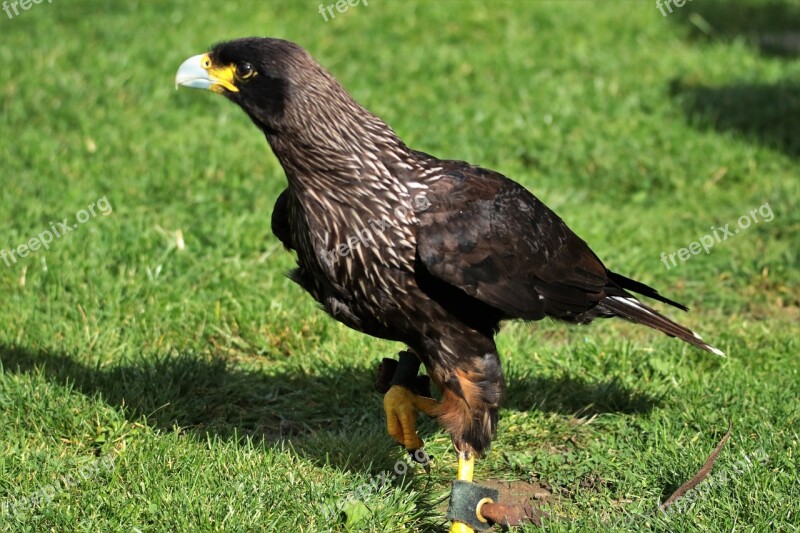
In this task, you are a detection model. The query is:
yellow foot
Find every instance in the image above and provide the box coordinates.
[383,385,439,451]
[450,522,474,533]
[450,454,476,533]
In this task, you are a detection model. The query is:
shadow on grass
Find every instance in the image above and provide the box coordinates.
[670,80,800,157]
[0,342,660,466]
[0,344,448,530]
[672,0,800,57]
[0,344,388,468]
[504,373,662,417]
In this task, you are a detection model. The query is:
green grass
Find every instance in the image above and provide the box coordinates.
[1,0,798,531]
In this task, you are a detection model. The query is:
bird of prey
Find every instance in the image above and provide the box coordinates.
[176,38,723,532]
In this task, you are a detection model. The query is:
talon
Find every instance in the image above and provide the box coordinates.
[408,448,433,474]
[408,448,433,464]
[384,385,439,451]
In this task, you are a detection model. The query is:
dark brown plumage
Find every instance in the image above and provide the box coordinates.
[176,37,723,458]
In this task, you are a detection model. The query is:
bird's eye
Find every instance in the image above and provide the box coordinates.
[235,62,255,80]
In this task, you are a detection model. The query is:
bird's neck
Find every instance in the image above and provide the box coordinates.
[263,105,419,194]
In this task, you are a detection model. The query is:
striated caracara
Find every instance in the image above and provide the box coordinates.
[176,37,723,532]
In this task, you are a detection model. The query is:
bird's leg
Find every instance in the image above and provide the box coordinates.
[383,351,440,454]
[449,451,477,533]
[456,452,475,483]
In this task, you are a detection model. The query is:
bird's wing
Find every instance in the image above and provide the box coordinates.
[416,164,609,320]
[271,189,294,250]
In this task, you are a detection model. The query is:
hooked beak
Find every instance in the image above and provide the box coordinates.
[175,53,239,93]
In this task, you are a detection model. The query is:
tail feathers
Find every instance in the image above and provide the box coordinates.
[599,295,725,357]
[607,271,689,312]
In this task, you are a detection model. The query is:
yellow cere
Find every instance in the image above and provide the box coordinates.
[202,53,239,94]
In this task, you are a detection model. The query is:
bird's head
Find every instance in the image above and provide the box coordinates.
[176,37,404,171]
[175,37,324,133]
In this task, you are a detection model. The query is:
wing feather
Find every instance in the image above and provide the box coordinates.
[416,164,609,320]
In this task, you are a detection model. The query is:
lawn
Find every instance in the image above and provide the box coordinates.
[1,0,798,531]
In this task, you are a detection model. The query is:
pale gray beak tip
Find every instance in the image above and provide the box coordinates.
[175,54,213,90]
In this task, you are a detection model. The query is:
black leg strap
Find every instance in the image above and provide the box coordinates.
[389,350,421,388]
[374,350,432,398]
[446,480,498,531]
